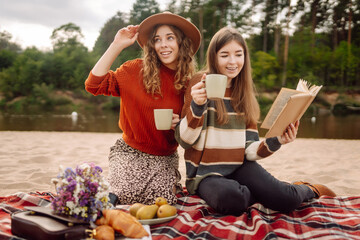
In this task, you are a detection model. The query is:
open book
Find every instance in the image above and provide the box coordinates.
[260,79,322,138]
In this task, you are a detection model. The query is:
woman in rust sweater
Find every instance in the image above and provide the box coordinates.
[85,12,200,205]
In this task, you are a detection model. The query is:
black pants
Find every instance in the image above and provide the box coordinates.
[197,160,314,216]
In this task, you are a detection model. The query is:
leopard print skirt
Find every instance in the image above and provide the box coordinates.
[107,138,182,205]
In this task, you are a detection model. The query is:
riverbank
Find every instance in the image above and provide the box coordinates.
[2,89,360,116]
[0,131,359,196]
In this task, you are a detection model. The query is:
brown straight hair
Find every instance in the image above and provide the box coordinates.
[205,27,260,126]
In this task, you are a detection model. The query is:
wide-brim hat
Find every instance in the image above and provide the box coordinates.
[137,12,201,56]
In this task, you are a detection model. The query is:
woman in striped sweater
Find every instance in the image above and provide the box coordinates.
[175,27,335,215]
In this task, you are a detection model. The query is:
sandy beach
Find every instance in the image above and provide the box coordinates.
[0,131,359,197]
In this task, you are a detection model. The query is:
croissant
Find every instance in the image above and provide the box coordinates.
[96,209,149,238]
[94,225,115,240]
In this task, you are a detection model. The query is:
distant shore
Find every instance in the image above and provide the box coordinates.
[0,131,359,197]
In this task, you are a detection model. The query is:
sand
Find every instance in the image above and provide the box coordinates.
[0,131,359,197]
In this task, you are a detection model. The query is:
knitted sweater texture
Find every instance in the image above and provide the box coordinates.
[175,74,282,194]
[85,59,184,156]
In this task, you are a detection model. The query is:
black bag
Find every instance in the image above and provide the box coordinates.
[11,206,93,240]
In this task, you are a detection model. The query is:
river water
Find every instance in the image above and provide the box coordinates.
[0,111,359,139]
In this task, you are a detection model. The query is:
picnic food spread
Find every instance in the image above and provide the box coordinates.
[130,196,177,220]
[93,196,177,239]
[95,209,149,239]
[93,225,115,240]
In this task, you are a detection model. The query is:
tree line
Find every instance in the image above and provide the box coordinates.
[0,0,359,109]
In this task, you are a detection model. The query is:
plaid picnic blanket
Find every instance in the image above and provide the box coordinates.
[1,190,360,240]
[0,192,53,239]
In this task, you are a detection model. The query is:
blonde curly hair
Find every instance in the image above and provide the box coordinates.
[142,24,196,96]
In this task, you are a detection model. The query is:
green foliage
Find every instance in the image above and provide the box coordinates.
[31,83,72,110]
[102,96,120,111]
[330,41,360,86]
[57,45,92,89]
[51,23,85,50]
[6,97,28,113]
[252,51,280,89]
[129,0,160,24]
[0,49,17,70]
[31,83,56,110]
[0,30,21,52]
[44,35,92,89]
[0,23,92,102]
[93,12,128,58]
[2,83,73,112]
[257,93,275,118]
[174,0,251,65]
[93,12,142,69]
[0,47,44,99]
[0,98,5,109]
[1,0,360,116]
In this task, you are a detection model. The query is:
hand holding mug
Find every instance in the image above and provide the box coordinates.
[171,113,180,130]
[191,73,207,105]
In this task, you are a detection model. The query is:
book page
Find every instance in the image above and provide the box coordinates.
[309,85,322,96]
[297,79,322,96]
[260,88,301,129]
[296,79,309,92]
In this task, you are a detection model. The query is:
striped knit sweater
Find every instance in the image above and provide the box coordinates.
[175,75,282,194]
[85,59,184,156]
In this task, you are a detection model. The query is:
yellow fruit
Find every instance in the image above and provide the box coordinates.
[136,204,159,220]
[157,204,177,218]
[129,203,145,217]
[155,197,168,206]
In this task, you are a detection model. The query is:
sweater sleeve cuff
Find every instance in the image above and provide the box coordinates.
[265,137,281,152]
[190,100,208,117]
[86,71,108,85]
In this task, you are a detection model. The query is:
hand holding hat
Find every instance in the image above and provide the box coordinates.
[113,25,139,50]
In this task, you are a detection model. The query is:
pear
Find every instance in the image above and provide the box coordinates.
[157,204,177,218]
[136,204,159,220]
[129,203,145,217]
[155,197,168,206]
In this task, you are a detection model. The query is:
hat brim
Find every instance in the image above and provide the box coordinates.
[137,12,201,56]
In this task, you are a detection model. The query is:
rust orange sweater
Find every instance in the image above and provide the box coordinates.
[85,59,184,156]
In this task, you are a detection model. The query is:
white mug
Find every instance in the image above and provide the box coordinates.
[205,74,227,99]
[154,109,173,130]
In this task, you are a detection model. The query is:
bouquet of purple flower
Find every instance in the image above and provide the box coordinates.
[51,163,112,222]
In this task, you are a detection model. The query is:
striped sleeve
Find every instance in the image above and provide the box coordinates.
[175,101,207,149]
[175,74,206,149]
[245,123,281,161]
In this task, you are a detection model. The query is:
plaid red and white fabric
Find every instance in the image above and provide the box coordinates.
[1,190,360,239]
[0,192,53,239]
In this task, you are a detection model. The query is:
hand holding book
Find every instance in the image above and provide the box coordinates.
[261,79,322,138]
[277,120,299,144]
